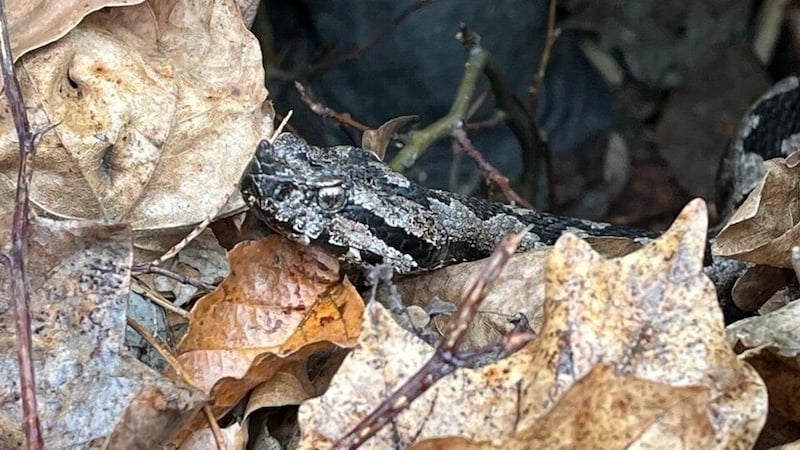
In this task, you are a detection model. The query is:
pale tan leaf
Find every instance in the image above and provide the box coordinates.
[298,199,767,449]
[7,0,143,61]
[296,302,535,450]
[395,238,640,349]
[0,0,272,255]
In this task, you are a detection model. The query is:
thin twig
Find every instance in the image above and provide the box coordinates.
[332,229,534,449]
[527,0,559,209]
[130,279,191,319]
[0,1,43,447]
[270,109,293,141]
[126,317,223,448]
[452,127,534,209]
[126,317,191,381]
[465,110,507,130]
[295,81,371,132]
[202,405,226,450]
[301,0,438,78]
[148,186,238,266]
[132,262,216,293]
[530,0,559,97]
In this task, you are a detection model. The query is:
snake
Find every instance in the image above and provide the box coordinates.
[240,77,800,316]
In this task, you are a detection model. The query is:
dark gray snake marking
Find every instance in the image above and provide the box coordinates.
[240,77,800,296]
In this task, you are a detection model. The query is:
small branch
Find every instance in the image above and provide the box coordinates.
[530,0,559,97]
[295,81,371,132]
[332,230,534,449]
[0,1,43,448]
[301,0,438,78]
[132,262,216,293]
[389,26,489,171]
[452,127,534,209]
[130,279,191,319]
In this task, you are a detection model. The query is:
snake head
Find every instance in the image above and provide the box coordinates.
[240,132,449,273]
[241,133,353,245]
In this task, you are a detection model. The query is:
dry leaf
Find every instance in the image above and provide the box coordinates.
[728,301,800,447]
[730,265,794,312]
[297,301,536,450]
[418,364,714,449]
[297,199,767,449]
[714,154,800,268]
[361,115,417,160]
[173,235,363,438]
[0,217,204,448]
[396,238,641,349]
[0,0,272,255]
[6,0,143,62]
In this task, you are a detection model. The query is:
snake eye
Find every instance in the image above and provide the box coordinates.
[317,185,346,211]
[272,184,291,201]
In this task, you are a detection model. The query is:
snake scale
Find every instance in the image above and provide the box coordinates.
[240,77,800,314]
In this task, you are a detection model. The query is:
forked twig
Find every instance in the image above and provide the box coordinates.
[332,229,536,449]
[295,81,371,132]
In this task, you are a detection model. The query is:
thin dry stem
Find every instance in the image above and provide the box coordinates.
[452,127,534,209]
[132,262,216,293]
[0,0,43,447]
[295,81,371,132]
[530,0,558,96]
[148,185,238,266]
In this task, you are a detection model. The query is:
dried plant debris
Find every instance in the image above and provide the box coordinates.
[298,199,766,449]
[0,218,204,448]
[728,300,800,446]
[361,115,417,160]
[0,0,272,252]
[172,235,364,443]
[714,151,800,268]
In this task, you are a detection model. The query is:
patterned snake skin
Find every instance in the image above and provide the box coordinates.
[240,77,800,284]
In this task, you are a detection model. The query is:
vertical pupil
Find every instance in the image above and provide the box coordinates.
[319,187,343,209]
[273,184,289,200]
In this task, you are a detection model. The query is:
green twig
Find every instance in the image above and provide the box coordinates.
[389,30,489,171]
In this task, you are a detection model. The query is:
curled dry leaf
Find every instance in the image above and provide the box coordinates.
[173,235,363,438]
[0,0,272,252]
[6,0,143,62]
[361,115,417,160]
[298,199,767,449]
[0,217,205,448]
[714,153,800,268]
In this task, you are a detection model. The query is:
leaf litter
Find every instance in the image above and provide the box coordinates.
[0,0,799,448]
[297,199,767,449]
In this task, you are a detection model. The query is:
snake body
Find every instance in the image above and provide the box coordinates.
[240,77,800,290]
